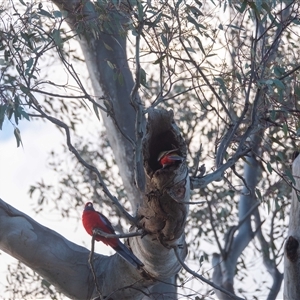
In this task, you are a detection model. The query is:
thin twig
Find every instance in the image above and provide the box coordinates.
[253,209,283,300]
[180,200,206,205]
[92,228,143,239]
[32,107,137,225]
[230,165,251,196]
[190,147,252,189]
[192,144,202,177]
[172,246,245,300]
[130,16,145,192]
[224,202,260,255]
[54,44,136,148]
[207,201,225,258]
[173,10,232,123]
[279,64,300,80]
[88,234,103,299]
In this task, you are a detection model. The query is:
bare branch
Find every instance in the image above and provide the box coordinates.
[31,106,137,225]
[190,147,251,190]
[130,14,146,192]
[172,246,245,300]
[224,202,260,256]
[89,235,103,299]
[253,210,283,300]
[207,201,225,258]
[92,229,143,240]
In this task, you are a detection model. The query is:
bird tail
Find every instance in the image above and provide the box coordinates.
[114,241,144,269]
[168,155,184,161]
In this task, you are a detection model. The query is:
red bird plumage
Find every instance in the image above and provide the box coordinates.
[82,202,143,269]
[158,149,184,168]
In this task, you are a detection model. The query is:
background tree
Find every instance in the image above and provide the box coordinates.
[0,0,299,299]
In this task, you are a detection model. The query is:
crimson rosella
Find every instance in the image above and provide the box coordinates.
[158,149,184,168]
[82,202,143,269]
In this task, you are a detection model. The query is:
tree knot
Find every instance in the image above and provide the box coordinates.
[286,235,299,262]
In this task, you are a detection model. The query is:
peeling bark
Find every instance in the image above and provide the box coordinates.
[284,154,300,299]
[139,109,189,246]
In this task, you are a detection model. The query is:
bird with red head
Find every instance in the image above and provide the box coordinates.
[158,149,184,168]
[82,202,143,269]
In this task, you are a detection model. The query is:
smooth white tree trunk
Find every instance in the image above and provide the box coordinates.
[284,154,300,299]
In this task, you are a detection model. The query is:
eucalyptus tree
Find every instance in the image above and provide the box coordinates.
[0,0,299,299]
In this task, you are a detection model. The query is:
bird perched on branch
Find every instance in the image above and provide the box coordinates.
[82,202,143,269]
[158,149,184,168]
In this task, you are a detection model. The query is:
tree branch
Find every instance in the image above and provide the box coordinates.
[130,12,146,192]
[253,210,283,300]
[89,235,103,299]
[173,246,245,300]
[0,198,167,300]
[52,0,145,210]
[32,106,137,225]
[212,133,262,298]
[190,147,251,190]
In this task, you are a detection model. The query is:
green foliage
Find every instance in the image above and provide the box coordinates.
[130,0,298,298]
[5,261,63,300]
[0,1,93,143]
[0,1,60,143]
[1,0,300,299]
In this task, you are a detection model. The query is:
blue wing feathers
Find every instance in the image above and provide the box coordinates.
[114,241,144,268]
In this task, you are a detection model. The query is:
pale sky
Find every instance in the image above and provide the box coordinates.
[0,114,113,298]
[0,1,286,298]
